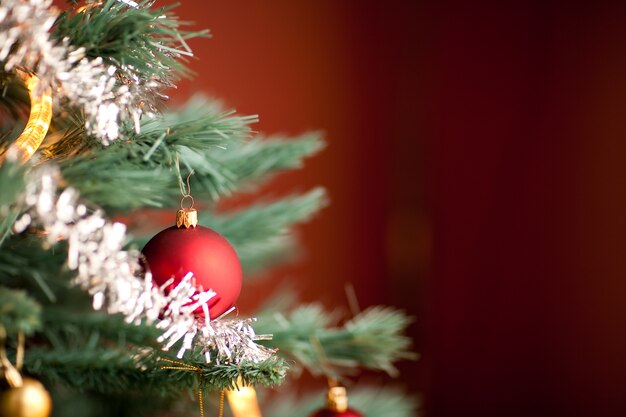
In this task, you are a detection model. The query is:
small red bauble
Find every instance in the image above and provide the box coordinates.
[142,208,242,320]
[309,387,365,417]
[310,409,364,417]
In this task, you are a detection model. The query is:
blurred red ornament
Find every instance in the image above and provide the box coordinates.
[142,208,242,320]
[310,409,364,417]
[309,387,365,417]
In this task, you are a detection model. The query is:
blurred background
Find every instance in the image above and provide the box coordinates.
[174,0,425,409]
[174,1,626,416]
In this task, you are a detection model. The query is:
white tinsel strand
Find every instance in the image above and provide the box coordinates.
[13,165,275,364]
[0,0,165,142]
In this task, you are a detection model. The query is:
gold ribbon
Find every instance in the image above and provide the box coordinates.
[159,358,209,417]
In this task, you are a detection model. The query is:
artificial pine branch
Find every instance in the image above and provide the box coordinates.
[0,287,42,335]
[256,304,416,378]
[0,235,70,301]
[208,132,325,187]
[0,159,27,245]
[54,0,208,84]
[200,187,328,272]
[54,97,255,211]
[15,301,288,393]
[55,107,323,214]
[24,347,287,394]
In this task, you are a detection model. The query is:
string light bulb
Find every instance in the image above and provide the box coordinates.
[9,71,53,163]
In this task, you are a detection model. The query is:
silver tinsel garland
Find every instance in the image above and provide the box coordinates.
[13,162,275,365]
[0,0,161,142]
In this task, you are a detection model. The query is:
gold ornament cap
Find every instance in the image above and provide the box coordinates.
[176,208,198,228]
[327,386,348,412]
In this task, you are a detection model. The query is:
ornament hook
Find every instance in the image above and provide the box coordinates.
[180,194,195,210]
[176,169,198,228]
[179,170,195,210]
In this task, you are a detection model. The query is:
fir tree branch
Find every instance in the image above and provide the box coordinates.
[54,97,324,214]
[200,188,328,272]
[255,305,416,378]
[0,287,42,335]
[196,356,287,391]
[0,159,26,246]
[176,131,324,200]
[344,307,418,375]
[19,303,288,393]
[24,347,287,395]
[54,96,256,211]
[138,96,256,152]
[0,235,70,302]
[203,132,325,192]
[25,347,165,395]
[60,161,173,211]
[54,0,208,83]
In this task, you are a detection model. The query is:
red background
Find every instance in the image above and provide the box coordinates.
[174,0,425,411]
[176,1,626,416]
[62,1,626,416]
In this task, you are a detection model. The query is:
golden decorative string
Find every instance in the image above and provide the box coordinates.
[218,390,225,417]
[159,358,224,417]
[8,71,53,163]
[0,326,24,388]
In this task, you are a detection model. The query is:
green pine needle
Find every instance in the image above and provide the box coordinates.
[0,287,42,335]
[0,159,26,246]
[54,97,324,215]
[201,187,328,272]
[54,0,208,83]
[256,304,416,378]
[24,347,287,395]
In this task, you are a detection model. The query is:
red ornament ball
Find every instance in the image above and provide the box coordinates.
[310,409,364,417]
[142,224,242,320]
[310,387,364,417]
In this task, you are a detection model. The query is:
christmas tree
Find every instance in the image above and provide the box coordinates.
[0,1,417,416]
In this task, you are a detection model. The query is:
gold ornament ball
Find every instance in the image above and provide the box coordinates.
[0,377,52,417]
